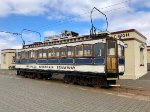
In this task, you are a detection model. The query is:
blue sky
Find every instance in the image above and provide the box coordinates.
[0,0,150,50]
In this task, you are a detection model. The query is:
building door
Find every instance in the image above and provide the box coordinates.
[106,40,118,73]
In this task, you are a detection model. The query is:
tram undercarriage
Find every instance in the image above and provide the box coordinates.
[16,69,118,87]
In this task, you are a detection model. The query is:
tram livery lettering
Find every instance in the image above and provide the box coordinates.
[57,66,75,70]
[39,65,54,69]
[26,65,37,69]
[37,65,75,70]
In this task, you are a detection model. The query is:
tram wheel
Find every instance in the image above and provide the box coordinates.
[64,75,69,84]
[79,77,86,86]
[37,74,42,79]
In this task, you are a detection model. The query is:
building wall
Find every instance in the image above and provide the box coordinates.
[112,29,147,79]
[134,41,147,79]
[120,40,136,79]
[147,47,150,64]
[1,49,16,69]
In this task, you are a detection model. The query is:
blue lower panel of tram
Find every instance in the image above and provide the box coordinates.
[37,59,47,64]
[16,58,105,65]
[75,58,92,65]
[60,58,73,64]
[16,59,21,64]
[94,58,104,65]
[29,59,36,64]
[48,59,59,64]
[21,59,28,64]
[118,58,124,65]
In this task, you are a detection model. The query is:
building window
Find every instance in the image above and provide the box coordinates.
[3,54,6,64]
[12,56,15,63]
[140,48,144,66]
[94,43,105,58]
[84,44,92,57]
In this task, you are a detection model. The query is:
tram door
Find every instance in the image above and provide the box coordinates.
[106,40,118,73]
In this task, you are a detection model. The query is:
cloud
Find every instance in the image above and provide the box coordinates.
[22,32,41,43]
[0,0,50,17]
[43,30,58,37]
[0,0,130,19]
[0,32,22,49]
[0,0,150,42]
[0,31,42,51]
[108,9,150,40]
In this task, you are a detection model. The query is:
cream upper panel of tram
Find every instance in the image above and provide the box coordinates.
[18,39,106,52]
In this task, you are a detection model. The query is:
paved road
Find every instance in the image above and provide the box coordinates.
[0,70,150,112]
[118,72,150,90]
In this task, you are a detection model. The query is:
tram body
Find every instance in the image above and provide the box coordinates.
[15,33,126,87]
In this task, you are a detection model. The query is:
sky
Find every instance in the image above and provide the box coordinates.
[0,0,150,59]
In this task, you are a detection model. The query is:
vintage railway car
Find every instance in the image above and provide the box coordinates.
[15,32,126,87]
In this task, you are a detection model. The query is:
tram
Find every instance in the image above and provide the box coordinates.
[15,31,126,87]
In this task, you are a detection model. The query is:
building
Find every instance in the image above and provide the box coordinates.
[0,49,16,69]
[147,46,150,71]
[147,46,150,63]
[111,29,147,79]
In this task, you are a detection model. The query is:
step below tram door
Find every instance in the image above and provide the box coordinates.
[106,40,118,74]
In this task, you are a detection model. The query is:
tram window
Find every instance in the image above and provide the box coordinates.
[108,41,115,55]
[75,45,83,57]
[33,50,37,59]
[29,51,32,59]
[94,43,105,57]
[29,51,31,58]
[38,49,43,58]
[43,49,47,58]
[25,51,29,59]
[68,46,74,57]
[118,45,124,57]
[60,47,67,57]
[54,47,60,57]
[48,48,54,57]
[17,52,21,59]
[21,51,25,59]
[84,44,92,56]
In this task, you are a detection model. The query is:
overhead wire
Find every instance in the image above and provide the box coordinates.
[0,0,130,43]
[37,0,131,31]
[37,5,130,32]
